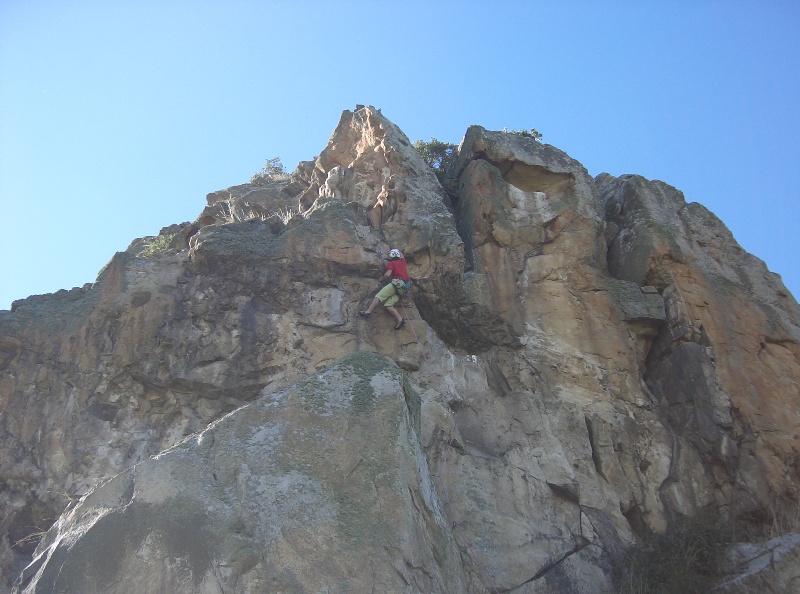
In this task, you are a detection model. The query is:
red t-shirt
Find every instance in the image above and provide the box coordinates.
[386,258,409,281]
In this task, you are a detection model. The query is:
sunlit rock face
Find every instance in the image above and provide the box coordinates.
[12,353,466,594]
[597,172,800,515]
[2,106,799,593]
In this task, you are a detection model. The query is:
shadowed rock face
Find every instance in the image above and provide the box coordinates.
[2,106,799,593]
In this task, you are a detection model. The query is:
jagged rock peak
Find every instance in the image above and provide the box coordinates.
[2,106,799,593]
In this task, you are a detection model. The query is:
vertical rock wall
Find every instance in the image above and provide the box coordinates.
[1,106,799,593]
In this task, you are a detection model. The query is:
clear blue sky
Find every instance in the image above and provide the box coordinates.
[2,1,799,310]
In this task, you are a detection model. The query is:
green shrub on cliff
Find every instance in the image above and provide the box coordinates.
[412,138,455,170]
[141,233,174,256]
[504,127,542,141]
[412,138,456,183]
[250,156,287,182]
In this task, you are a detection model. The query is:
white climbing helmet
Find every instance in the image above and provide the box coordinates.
[389,248,403,259]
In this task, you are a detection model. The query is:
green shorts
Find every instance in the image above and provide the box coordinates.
[376,283,401,307]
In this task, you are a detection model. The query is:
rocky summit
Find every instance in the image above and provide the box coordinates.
[1,106,799,593]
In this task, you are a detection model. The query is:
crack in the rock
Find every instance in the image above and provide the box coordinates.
[585,415,607,482]
[500,541,590,593]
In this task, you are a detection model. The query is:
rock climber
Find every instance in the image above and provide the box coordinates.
[359,248,411,330]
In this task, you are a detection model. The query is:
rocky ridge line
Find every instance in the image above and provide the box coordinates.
[1,106,799,593]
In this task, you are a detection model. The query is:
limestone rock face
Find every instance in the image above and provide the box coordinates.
[13,353,466,594]
[597,173,800,514]
[715,533,800,593]
[2,106,799,593]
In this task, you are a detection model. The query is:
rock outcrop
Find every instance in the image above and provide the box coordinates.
[1,106,799,593]
[714,533,800,593]
[13,353,466,593]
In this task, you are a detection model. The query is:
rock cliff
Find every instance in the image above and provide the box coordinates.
[1,106,799,593]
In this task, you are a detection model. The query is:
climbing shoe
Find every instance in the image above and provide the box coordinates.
[394,318,407,331]
[359,311,371,318]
